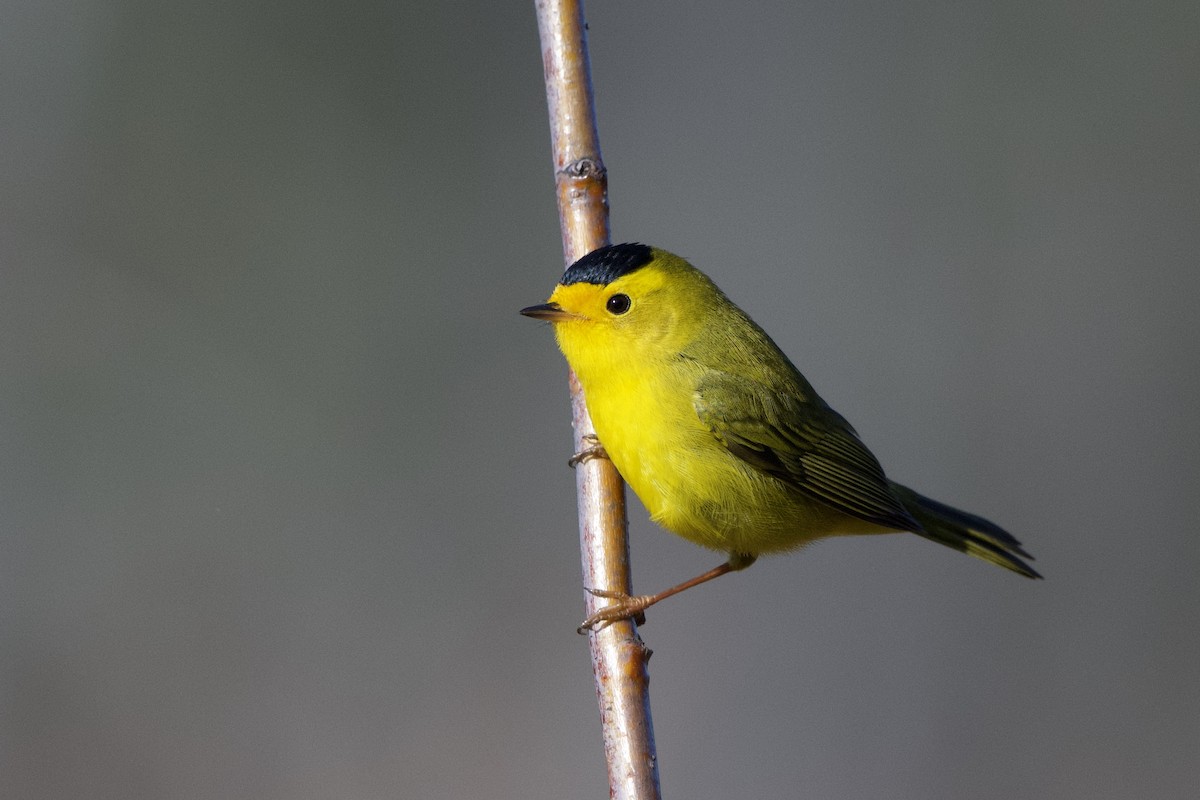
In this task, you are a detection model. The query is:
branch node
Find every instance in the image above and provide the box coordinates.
[559,157,607,180]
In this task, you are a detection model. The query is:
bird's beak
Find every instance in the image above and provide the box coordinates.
[520,302,575,322]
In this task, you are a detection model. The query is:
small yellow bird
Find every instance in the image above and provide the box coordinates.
[522,243,1039,630]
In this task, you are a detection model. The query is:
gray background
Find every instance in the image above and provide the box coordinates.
[4,2,1198,798]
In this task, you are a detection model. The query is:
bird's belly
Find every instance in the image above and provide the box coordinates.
[643,447,873,555]
[591,387,877,557]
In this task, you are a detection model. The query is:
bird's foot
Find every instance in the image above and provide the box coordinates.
[577,587,650,634]
[568,434,609,468]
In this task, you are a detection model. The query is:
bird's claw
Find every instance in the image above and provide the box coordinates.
[577,587,650,633]
[568,434,609,468]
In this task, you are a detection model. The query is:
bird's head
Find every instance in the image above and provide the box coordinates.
[521,243,721,377]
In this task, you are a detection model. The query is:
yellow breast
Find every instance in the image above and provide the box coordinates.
[575,353,842,556]
[550,278,873,557]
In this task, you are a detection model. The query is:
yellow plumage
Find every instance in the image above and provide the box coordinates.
[522,244,1038,627]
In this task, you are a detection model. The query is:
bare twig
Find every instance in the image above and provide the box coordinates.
[534,2,662,798]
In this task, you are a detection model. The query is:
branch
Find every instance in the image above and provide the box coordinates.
[534,2,662,798]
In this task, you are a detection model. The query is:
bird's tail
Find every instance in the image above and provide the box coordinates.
[889,482,1042,579]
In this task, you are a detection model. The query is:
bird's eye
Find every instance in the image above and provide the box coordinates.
[606,293,631,315]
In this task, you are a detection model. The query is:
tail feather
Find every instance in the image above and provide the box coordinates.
[889,482,1042,579]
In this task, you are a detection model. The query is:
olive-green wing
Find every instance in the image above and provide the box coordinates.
[693,372,919,532]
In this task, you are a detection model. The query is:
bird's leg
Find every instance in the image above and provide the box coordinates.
[577,554,757,634]
[568,433,609,468]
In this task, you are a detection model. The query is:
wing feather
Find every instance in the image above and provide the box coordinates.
[694,372,918,532]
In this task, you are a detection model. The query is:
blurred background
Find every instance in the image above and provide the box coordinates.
[3,1,1198,798]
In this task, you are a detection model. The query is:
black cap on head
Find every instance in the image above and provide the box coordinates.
[561,243,653,286]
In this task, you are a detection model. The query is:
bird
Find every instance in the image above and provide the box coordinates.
[521,243,1040,631]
